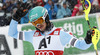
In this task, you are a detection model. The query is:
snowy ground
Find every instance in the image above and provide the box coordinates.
[75,51,100,55]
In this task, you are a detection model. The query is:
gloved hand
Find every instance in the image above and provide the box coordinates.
[85,26,97,44]
[13,2,31,21]
[85,29,92,44]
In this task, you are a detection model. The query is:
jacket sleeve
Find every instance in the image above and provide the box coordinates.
[60,30,92,50]
[8,19,34,44]
[8,19,19,39]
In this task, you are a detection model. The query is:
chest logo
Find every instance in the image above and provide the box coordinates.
[38,36,51,49]
[54,31,59,35]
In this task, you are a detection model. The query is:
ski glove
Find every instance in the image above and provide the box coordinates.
[85,26,97,44]
[13,2,31,21]
[85,29,92,44]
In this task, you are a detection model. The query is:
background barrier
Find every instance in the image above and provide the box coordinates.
[0,13,100,55]
[0,26,23,55]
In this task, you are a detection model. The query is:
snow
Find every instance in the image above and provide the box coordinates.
[76,51,100,55]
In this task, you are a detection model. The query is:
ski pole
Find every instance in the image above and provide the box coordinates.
[81,0,100,55]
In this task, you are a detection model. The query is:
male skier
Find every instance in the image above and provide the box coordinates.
[8,3,92,55]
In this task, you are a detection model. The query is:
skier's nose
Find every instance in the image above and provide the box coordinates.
[36,24,41,27]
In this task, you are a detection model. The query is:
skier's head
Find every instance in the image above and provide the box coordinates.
[29,6,51,32]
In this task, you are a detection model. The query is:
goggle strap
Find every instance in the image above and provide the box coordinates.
[42,10,48,20]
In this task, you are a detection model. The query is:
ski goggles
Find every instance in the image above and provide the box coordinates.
[31,17,45,27]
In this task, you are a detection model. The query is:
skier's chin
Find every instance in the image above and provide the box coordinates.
[39,28,45,31]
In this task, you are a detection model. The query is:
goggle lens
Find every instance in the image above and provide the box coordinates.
[31,17,45,27]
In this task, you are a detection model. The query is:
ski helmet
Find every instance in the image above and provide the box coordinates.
[29,6,52,32]
[29,6,48,22]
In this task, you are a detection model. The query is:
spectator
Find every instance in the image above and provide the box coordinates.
[95,5,100,12]
[66,0,77,12]
[16,1,23,9]
[10,0,17,6]
[32,0,37,8]
[3,0,6,3]
[2,3,6,11]
[2,3,7,17]
[90,0,100,13]
[53,0,58,3]
[43,0,49,3]
[57,2,71,19]
[99,0,100,7]
[2,3,6,10]
[0,3,9,26]
[37,0,44,7]
[92,0,99,5]
[44,0,58,20]
[6,1,14,13]
[45,0,58,3]
[43,0,48,5]
[23,0,27,3]
[90,5,100,13]
[71,0,87,16]
[0,3,3,11]
[0,15,8,26]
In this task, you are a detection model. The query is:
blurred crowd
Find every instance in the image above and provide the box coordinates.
[0,0,100,26]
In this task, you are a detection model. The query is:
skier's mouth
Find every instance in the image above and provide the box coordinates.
[37,25,45,31]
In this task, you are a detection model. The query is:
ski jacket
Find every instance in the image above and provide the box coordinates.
[8,19,92,55]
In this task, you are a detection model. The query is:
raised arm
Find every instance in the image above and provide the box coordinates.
[8,19,19,39]
[59,29,92,50]
[8,2,31,39]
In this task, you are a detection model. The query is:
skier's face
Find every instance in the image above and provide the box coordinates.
[36,22,47,31]
[31,17,47,31]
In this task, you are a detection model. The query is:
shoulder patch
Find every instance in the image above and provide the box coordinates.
[33,30,42,37]
[49,28,61,35]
